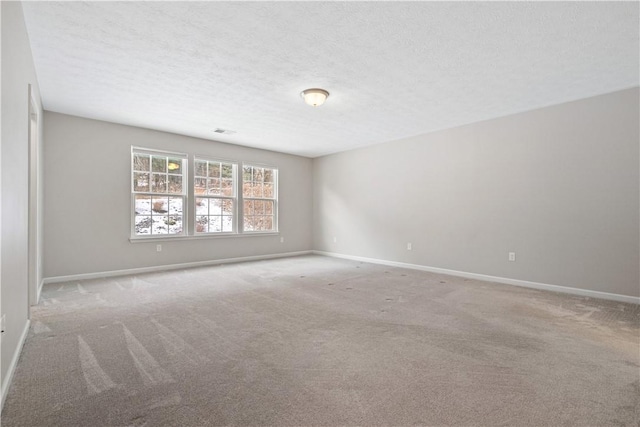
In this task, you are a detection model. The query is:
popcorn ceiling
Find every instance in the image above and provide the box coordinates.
[21,2,639,157]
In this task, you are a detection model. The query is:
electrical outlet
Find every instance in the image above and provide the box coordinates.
[280,237,284,243]
[156,244,162,252]
[508,252,516,262]
[407,243,412,250]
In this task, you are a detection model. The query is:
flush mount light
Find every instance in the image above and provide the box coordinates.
[301,88,330,107]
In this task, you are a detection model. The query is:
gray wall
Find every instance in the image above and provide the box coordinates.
[43,112,313,278]
[313,88,640,298]
[1,1,44,394]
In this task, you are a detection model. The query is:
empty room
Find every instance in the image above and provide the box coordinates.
[1,1,639,426]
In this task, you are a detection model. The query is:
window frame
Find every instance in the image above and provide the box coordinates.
[130,147,188,239]
[129,147,280,241]
[240,163,279,233]
[193,157,238,235]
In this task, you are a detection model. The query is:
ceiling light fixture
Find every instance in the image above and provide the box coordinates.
[301,88,329,107]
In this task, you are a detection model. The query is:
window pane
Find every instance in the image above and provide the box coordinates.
[152,174,167,193]
[221,164,233,179]
[252,183,263,198]
[167,215,182,234]
[208,162,220,178]
[261,217,269,231]
[133,154,150,172]
[151,216,168,234]
[264,200,274,215]
[222,199,234,215]
[207,178,221,195]
[195,198,208,215]
[134,195,151,215]
[209,216,222,233]
[167,158,182,174]
[133,173,150,192]
[253,168,264,183]
[244,200,253,215]
[263,216,273,231]
[264,169,273,183]
[195,160,207,177]
[195,216,208,233]
[222,216,233,232]
[195,178,207,195]
[252,216,264,231]
[168,197,183,216]
[168,175,182,194]
[135,216,151,235]
[152,197,168,214]
[221,179,233,196]
[263,183,274,198]
[242,183,252,197]
[152,157,166,173]
[244,216,254,232]
[252,217,261,231]
[243,166,252,181]
[209,198,222,215]
[253,200,264,215]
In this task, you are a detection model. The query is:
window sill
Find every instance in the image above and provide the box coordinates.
[129,232,279,243]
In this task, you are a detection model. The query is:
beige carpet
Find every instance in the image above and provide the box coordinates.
[2,255,639,426]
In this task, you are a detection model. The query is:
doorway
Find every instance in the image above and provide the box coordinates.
[27,87,40,308]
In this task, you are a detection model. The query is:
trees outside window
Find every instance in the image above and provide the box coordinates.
[243,165,277,232]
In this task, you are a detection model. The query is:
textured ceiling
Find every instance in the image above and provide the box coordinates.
[21,2,639,158]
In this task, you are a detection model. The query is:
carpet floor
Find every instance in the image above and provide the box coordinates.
[2,255,638,426]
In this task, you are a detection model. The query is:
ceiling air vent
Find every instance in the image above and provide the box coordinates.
[213,128,236,135]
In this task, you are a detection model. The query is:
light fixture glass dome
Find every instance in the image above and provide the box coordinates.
[301,88,329,107]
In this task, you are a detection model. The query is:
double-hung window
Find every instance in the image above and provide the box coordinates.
[131,148,278,238]
[132,148,187,237]
[194,158,237,233]
[242,165,278,232]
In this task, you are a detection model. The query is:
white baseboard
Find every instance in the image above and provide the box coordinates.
[313,250,640,305]
[42,250,313,285]
[1,319,31,410]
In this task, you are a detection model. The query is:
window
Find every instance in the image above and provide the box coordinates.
[132,148,187,236]
[194,158,237,233]
[130,148,278,238]
[242,165,277,232]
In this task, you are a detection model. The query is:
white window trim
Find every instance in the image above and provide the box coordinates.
[128,232,279,243]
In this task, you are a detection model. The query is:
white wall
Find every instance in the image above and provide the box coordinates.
[43,112,313,278]
[313,88,640,298]
[1,1,44,402]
